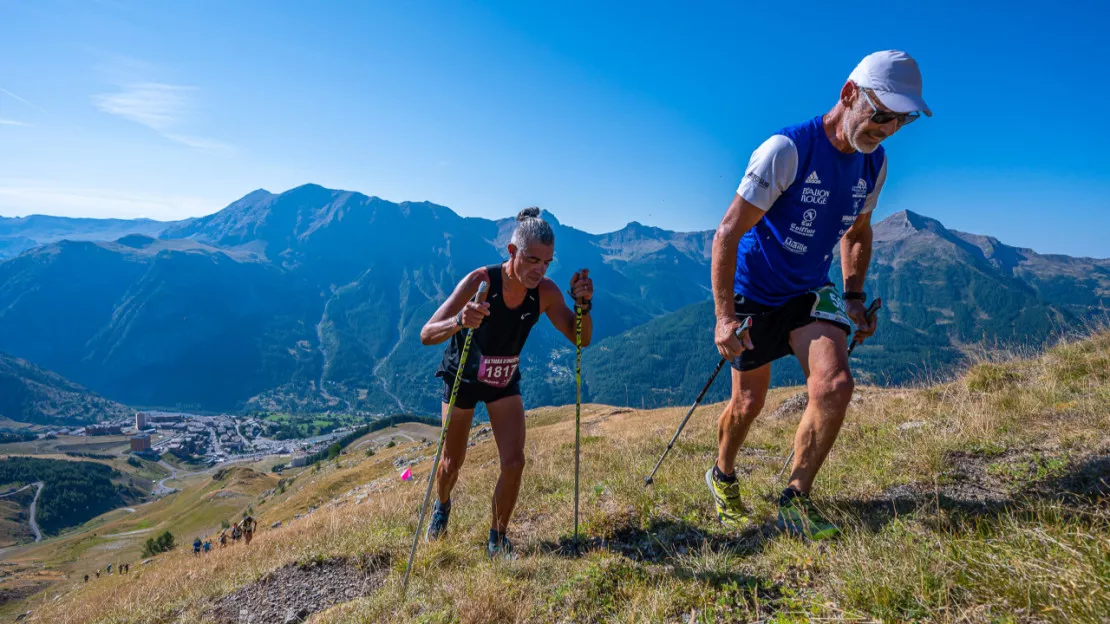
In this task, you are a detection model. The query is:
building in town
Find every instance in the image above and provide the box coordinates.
[130,433,152,452]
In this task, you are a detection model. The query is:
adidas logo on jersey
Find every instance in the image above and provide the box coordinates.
[805,171,822,185]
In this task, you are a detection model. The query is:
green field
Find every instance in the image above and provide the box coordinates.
[260,412,375,440]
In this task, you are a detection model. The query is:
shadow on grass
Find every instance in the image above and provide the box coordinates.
[533,516,779,565]
[828,449,1110,533]
[532,518,785,620]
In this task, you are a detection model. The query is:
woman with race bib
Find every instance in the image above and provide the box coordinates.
[419,207,593,558]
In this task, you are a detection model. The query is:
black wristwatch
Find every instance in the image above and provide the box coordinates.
[575,299,593,315]
[454,311,464,327]
[843,291,866,302]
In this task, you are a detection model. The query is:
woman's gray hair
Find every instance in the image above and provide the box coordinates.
[510,207,554,250]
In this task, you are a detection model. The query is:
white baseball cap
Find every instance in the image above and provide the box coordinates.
[848,50,932,117]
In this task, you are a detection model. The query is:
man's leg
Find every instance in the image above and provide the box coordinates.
[486,394,526,533]
[716,365,772,475]
[707,365,771,528]
[786,321,854,494]
[436,401,476,504]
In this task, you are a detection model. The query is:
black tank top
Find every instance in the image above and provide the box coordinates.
[436,264,541,386]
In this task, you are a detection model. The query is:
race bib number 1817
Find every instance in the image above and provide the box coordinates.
[477,355,520,388]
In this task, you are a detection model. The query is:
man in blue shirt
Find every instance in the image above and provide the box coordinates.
[706,50,931,538]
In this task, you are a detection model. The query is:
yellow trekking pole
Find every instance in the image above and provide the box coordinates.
[402,281,488,598]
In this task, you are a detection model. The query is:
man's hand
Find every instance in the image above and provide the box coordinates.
[458,300,490,329]
[569,269,593,308]
[846,299,877,342]
[715,317,754,360]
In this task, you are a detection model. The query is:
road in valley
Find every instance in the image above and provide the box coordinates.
[28,482,43,542]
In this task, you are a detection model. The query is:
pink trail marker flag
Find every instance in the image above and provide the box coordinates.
[400,467,413,481]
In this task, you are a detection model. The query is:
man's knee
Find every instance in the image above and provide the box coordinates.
[440,453,466,477]
[809,368,855,410]
[500,453,526,475]
[729,392,765,422]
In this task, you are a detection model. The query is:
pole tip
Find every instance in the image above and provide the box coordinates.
[643,476,653,487]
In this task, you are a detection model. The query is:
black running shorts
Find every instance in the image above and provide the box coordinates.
[729,284,851,372]
[441,379,522,410]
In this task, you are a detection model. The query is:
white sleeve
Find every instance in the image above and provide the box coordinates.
[736,135,798,211]
[860,157,887,215]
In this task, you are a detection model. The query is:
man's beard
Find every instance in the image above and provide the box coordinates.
[842,112,881,154]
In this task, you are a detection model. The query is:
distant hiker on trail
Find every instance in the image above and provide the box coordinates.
[95,570,100,579]
[419,207,594,558]
[219,530,228,548]
[106,563,112,574]
[231,524,242,543]
[706,50,930,539]
[203,540,212,553]
[192,537,202,555]
[240,516,256,545]
[84,574,89,583]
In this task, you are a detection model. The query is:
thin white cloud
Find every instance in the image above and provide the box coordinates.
[0,119,29,127]
[92,82,191,128]
[0,87,45,113]
[91,82,232,153]
[0,180,219,220]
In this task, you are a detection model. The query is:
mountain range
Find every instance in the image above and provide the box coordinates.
[0,215,174,261]
[0,185,1106,420]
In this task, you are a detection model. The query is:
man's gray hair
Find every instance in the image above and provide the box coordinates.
[510,207,554,249]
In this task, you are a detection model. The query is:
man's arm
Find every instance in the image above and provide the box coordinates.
[711,195,767,358]
[840,211,873,294]
[713,134,797,358]
[419,268,490,345]
[542,270,593,347]
[841,156,886,340]
[841,210,875,338]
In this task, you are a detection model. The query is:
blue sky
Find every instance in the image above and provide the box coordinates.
[1,1,1107,256]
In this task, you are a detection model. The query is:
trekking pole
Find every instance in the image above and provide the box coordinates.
[847,298,881,356]
[643,317,751,487]
[778,298,882,478]
[573,298,583,553]
[402,281,488,599]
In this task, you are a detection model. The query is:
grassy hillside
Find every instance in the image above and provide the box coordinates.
[13,331,1110,622]
[0,351,132,426]
[0,461,278,619]
[0,486,36,547]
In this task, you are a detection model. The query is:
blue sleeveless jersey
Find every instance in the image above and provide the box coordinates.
[734,116,885,306]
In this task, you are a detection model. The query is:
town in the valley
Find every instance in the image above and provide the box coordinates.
[48,411,360,471]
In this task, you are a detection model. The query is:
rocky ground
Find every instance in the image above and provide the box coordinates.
[208,554,390,624]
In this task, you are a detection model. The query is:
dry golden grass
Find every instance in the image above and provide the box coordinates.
[19,331,1110,623]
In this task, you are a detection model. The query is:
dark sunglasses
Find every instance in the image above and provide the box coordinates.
[860,89,920,126]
